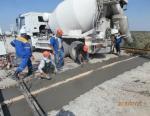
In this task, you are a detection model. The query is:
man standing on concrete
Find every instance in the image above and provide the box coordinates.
[111,29,123,55]
[114,33,122,55]
[57,31,64,68]
[49,28,64,70]
[10,29,33,80]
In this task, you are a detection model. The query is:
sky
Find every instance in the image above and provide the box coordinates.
[0,0,150,31]
[126,0,150,31]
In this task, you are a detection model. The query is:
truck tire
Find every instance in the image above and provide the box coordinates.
[69,41,83,60]
[63,41,69,57]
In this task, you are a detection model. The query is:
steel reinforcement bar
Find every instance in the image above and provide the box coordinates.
[17,79,46,116]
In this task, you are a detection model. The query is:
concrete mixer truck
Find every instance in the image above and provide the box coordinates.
[16,0,132,60]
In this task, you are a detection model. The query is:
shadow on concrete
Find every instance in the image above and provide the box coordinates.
[0,89,11,116]
[56,109,75,116]
[90,53,106,59]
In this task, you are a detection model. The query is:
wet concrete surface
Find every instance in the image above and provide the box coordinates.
[2,55,129,100]
[1,56,149,116]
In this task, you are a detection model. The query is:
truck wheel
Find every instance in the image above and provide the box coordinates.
[69,41,83,60]
[63,41,69,57]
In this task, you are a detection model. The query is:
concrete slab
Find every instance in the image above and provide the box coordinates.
[1,56,149,116]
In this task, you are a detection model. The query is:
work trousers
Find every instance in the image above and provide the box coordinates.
[16,57,32,73]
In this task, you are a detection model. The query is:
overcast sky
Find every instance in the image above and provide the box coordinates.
[0,0,150,31]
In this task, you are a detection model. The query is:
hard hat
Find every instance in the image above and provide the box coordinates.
[20,27,27,34]
[43,13,50,22]
[83,45,88,52]
[111,29,119,35]
[43,51,50,57]
[56,28,63,36]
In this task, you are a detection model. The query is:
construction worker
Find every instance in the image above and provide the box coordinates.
[57,30,64,68]
[76,43,89,64]
[114,33,122,55]
[49,28,64,70]
[10,28,33,80]
[38,51,57,80]
[111,29,122,55]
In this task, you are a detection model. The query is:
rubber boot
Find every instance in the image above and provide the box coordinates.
[26,68,33,77]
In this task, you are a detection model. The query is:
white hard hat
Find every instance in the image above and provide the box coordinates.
[20,27,26,34]
[43,13,50,22]
[111,29,119,35]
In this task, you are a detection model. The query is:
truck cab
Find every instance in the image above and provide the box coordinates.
[16,12,52,49]
[16,12,48,36]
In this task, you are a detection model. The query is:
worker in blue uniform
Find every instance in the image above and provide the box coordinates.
[11,29,33,80]
[114,34,122,55]
[49,28,64,69]
[58,36,64,68]
[49,35,59,68]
